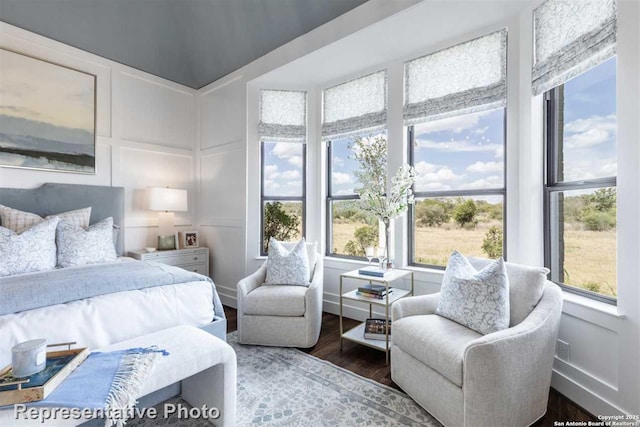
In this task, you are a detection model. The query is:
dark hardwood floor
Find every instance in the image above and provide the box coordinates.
[224,306,595,426]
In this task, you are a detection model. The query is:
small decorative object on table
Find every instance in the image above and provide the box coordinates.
[0,342,88,405]
[11,339,47,378]
[179,230,199,248]
[364,318,391,340]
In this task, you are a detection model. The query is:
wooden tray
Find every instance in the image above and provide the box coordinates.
[0,343,88,405]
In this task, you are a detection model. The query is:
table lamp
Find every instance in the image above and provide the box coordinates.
[147,187,188,250]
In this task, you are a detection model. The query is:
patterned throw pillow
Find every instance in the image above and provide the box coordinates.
[0,217,59,277]
[436,250,510,335]
[56,217,118,268]
[265,238,310,286]
[0,205,91,233]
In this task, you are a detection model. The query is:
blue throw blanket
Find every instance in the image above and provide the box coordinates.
[30,347,169,427]
[0,261,224,317]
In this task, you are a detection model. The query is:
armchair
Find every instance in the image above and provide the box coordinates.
[391,262,563,427]
[237,255,323,348]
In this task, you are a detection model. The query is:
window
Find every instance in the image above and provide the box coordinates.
[408,108,506,267]
[544,58,617,301]
[260,141,306,254]
[258,89,307,254]
[326,133,384,258]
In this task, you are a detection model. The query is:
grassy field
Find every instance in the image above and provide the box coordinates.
[332,222,617,297]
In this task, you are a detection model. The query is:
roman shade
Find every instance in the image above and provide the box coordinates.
[532,0,616,95]
[403,29,507,125]
[259,89,307,142]
[322,70,387,140]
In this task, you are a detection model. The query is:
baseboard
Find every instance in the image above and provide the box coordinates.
[551,368,626,416]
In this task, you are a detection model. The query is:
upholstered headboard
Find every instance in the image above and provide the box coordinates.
[0,183,125,255]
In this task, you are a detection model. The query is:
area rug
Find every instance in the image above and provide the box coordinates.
[127,332,440,426]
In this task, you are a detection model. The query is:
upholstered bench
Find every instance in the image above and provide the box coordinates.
[0,325,237,426]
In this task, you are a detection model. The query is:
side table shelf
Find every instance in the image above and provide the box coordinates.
[339,268,414,364]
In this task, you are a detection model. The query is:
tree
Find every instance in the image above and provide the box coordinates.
[344,225,378,257]
[415,199,450,227]
[583,211,615,231]
[263,202,300,252]
[482,226,503,258]
[588,188,616,212]
[453,199,477,228]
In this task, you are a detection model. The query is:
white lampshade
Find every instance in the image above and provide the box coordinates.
[147,187,188,212]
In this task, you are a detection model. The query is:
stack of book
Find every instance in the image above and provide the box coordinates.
[356,284,391,299]
[364,318,391,340]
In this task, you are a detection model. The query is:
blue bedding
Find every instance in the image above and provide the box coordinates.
[0,260,224,317]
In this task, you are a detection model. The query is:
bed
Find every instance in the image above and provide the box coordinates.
[0,183,226,369]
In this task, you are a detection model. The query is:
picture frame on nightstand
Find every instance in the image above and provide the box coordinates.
[179,231,199,249]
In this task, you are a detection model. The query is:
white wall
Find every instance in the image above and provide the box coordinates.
[198,0,640,418]
[0,22,198,251]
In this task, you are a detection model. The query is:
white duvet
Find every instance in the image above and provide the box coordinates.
[0,280,214,368]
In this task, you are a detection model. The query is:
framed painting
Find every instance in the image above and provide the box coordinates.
[0,49,96,174]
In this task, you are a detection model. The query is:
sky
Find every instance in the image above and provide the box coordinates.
[264,57,616,200]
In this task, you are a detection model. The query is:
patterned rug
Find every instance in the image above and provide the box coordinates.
[127,332,439,426]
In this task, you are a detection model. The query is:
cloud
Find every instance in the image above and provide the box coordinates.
[565,128,610,149]
[467,175,502,189]
[414,161,464,190]
[280,170,301,180]
[264,180,280,192]
[564,159,617,182]
[466,161,503,173]
[415,111,489,134]
[474,126,489,135]
[416,138,502,153]
[264,164,279,180]
[494,146,504,159]
[564,114,616,149]
[334,189,356,196]
[271,142,300,159]
[333,156,345,167]
[332,172,353,185]
[288,155,303,168]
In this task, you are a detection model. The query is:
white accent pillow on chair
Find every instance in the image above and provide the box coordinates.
[436,250,510,335]
[265,238,310,286]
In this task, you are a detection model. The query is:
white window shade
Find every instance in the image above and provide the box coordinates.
[322,70,387,140]
[259,89,307,142]
[532,0,616,96]
[404,29,507,125]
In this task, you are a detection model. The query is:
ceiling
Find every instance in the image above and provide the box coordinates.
[0,0,368,89]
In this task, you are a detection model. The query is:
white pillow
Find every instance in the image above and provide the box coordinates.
[436,250,510,335]
[280,240,317,281]
[56,217,117,268]
[0,204,91,233]
[0,217,59,277]
[265,238,310,286]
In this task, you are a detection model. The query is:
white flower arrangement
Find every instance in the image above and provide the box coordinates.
[351,135,416,264]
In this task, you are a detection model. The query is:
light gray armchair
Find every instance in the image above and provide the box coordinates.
[391,259,563,427]
[237,255,323,348]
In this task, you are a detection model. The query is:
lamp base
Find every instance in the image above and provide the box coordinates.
[157,235,176,251]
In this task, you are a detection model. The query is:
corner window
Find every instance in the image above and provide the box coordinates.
[261,141,306,254]
[326,133,384,258]
[408,108,506,267]
[544,58,617,302]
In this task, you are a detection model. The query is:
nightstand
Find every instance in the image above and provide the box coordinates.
[128,247,209,276]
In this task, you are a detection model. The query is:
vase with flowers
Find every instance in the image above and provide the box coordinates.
[352,135,416,269]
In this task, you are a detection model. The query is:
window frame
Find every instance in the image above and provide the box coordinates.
[543,87,617,304]
[407,109,508,269]
[325,139,365,260]
[259,140,307,256]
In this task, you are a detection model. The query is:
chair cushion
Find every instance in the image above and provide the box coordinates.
[393,314,481,386]
[436,251,510,335]
[243,285,307,316]
[469,257,548,326]
[265,238,310,286]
